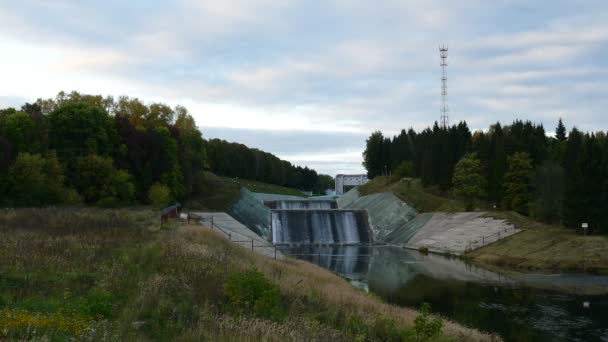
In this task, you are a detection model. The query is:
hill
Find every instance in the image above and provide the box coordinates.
[186,172,306,211]
[359,176,464,212]
[0,208,493,341]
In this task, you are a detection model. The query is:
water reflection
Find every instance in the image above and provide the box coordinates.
[279,245,608,342]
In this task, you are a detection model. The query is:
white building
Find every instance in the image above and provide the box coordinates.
[335,174,368,195]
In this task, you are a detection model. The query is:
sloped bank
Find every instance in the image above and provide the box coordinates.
[337,188,420,242]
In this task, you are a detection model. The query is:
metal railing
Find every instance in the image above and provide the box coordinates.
[465,225,519,252]
[188,213,279,259]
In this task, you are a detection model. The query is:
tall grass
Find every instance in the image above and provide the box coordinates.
[0,208,498,341]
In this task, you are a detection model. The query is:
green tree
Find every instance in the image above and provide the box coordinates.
[502,152,534,215]
[73,154,135,205]
[452,153,486,211]
[5,152,76,206]
[392,161,415,181]
[47,102,116,161]
[531,161,565,223]
[555,118,567,142]
[148,183,172,209]
[362,131,386,178]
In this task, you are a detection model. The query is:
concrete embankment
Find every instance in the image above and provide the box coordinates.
[338,188,418,242]
[337,188,520,255]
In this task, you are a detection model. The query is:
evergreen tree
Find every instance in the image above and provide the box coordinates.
[555,118,567,142]
[502,152,534,215]
[562,128,585,228]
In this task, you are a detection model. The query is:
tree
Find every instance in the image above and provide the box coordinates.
[148,183,172,209]
[531,161,565,223]
[487,123,507,206]
[452,153,486,211]
[362,131,386,178]
[562,128,585,228]
[47,102,116,161]
[555,118,567,142]
[502,152,534,215]
[5,152,78,206]
[73,154,135,205]
[392,161,415,181]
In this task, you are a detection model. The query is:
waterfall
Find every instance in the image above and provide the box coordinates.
[271,209,370,245]
[264,200,337,210]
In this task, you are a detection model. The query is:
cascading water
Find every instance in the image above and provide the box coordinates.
[271,209,370,245]
[265,200,337,210]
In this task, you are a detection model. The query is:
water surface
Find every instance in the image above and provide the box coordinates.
[279,245,608,342]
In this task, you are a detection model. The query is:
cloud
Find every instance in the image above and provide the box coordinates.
[1,0,608,174]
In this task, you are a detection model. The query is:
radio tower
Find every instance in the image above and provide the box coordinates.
[439,45,449,128]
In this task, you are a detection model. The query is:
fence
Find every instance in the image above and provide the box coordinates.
[465,225,519,252]
[188,213,279,259]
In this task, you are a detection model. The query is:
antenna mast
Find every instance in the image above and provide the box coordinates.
[439,45,449,128]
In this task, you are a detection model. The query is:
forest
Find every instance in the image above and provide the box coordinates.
[362,119,608,233]
[0,91,333,207]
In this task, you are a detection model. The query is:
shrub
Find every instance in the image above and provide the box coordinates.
[413,303,443,341]
[392,161,415,182]
[419,246,429,255]
[148,183,172,209]
[82,289,113,318]
[224,269,284,321]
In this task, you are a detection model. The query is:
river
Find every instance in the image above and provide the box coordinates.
[279,245,608,342]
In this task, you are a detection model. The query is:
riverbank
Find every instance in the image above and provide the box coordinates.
[359,177,608,274]
[0,208,495,341]
[467,211,608,274]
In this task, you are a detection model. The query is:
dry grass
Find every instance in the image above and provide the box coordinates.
[469,212,608,274]
[183,226,499,342]
[0,208,498,341]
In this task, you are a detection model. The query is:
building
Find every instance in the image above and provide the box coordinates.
[335,174,368,195]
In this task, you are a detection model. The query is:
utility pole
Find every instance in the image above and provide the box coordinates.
[439,45,449,128]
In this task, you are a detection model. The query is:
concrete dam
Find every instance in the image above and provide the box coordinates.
[228,189,372,245]
[271,209,370,245]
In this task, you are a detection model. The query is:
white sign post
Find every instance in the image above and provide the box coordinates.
[582,222,589,235]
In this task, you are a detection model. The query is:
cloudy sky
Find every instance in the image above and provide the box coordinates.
[1,1,607,176]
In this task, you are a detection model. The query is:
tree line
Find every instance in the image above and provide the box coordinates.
[363,119,608,233]
[206,138,334,194]
[0,91,333,207]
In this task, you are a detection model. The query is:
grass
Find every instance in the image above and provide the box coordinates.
[220,176,307,198]
[467,211,608,274]
[0,208,497,341]
[360,177,608,274]
[359,177,464,212]
[186,172,306,212]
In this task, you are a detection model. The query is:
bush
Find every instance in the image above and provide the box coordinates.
[413,303,443,341]
[224,269,284,321]
[419,246,429,255]
[148,183,172,209]
[391,161,415,182]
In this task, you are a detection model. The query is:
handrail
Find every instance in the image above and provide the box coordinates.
[465,225,518,252]
[188,213,281,259]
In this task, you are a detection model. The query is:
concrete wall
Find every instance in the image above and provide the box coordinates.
[338,189,419,242]
[228,188,272,240]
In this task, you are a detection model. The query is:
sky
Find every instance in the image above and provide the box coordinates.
[1,0,608,176]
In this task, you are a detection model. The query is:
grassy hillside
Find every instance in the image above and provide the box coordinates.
[0,208,493,341]
[186,172,306,211]
[468,211,608,274]
[220,176,307,198]
[359,177,464,212]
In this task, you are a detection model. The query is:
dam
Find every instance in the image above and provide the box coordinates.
[271,209,370,245]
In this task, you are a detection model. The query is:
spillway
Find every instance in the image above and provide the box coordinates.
[264,200,337,209]
[271,209,371,245]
